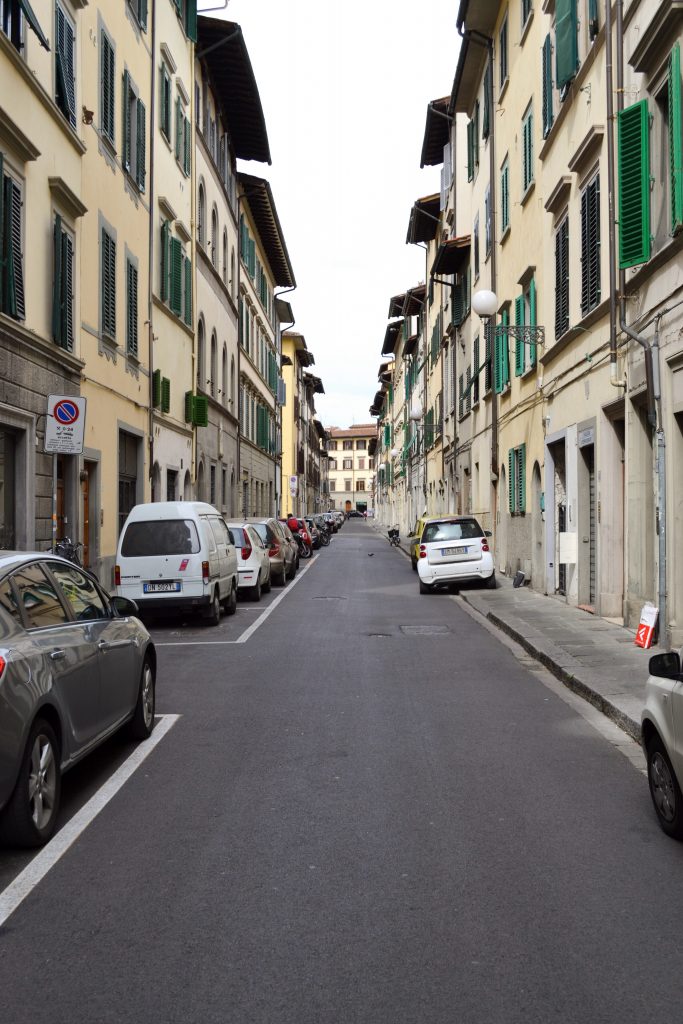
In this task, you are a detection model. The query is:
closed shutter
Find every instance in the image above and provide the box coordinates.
[517,444,526,513]
[482,62,491,140]
[508,448,515,513]
[522,110,534,192]
[161,377,171,414]
[465,366,472,413]
[138,0,148,31]
[484,320,492,392]
[152,369,161,408]
[160,220,170,301]
[55,7,76,128]
[101,229,116,338]
[101,34,115,143]
[185,0,198,41]
[529,277,537,367]
[9,177,25,321]
[514,294,525,376]
[193,395,209,427]
[556,0,579,89]
[467,120,474,181]
[52,214,63,346]
[62,232,74,351]
[126,260,138,356]
[136,101,146,190]
[501,162,509,232]
[542,34,553,138]
[581,176,601,313]
[555,218,569,338]
[184,116,191,175]
[170,236,182,316]
[185,391,193,423]
[122,71,131,173]
[473,336,480,404]
[184,254,192,325]
[175,97,182,161]
[669,44,683,235]
[617,101,650,268]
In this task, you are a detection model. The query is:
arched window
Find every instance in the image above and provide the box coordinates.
[211,207,218,267]
[197,318,205,391]
[230,355,235,410]
[222,229,228,284]
[198,183,206,247]
[222,344,228,405]
[210,331,217,398]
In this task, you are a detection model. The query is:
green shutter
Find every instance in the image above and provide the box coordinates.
[161,377,171,413]
[184,116,191,176]
[542,34,553,138]
[17,0,50,50]
[175,97,182,161]
[0,152,4,307]
[529,278,537,367]
[518,444,527,513]
[62,233,74,351]
[170,236,182,316]
[185,390,193,422]
[160,220,169,301]
[482,62,491,140]
[152,369,161,408]
[139,0,148,31]
[185,0,198,41]
[514,295,525,376]
[136,101,146,190]
[122,71,131,172]
[556,0,579,89]
[52,215,63,345]
[617,100,651,268]
[669,44,683,235]
[101,34,115,144]
[184,255,192,325]
[126,260,138,356]
[508,448,515,513]
[193,395,208,427]
[467,120,474,181]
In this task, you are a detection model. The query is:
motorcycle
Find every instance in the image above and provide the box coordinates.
[388,527,400,547]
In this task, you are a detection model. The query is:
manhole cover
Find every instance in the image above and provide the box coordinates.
[400,625,451,636]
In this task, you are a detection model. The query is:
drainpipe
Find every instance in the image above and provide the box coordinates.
[147,0,158,494]
[653,314,667,644]
[274,285,296,515]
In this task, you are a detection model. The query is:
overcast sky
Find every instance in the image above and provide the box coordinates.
[210,0,460,428]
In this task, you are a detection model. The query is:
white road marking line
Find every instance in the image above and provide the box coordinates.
[0,713,180,930]
[154,555,319,647]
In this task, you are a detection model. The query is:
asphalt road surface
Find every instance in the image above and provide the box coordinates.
[1,520,683,1024]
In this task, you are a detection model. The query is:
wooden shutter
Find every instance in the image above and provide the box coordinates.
[501,162,509,232]
[52,215,63,345]
[517,444,526,513]
[482,62,491,140]
[556,0,579,89]
[184,255,192,325]
[542,34,553,138]
[555,218,569,338]
[514,294,525,376]
[136,101,146,190]
[484,320,492,392]
[55,7,76,127]
[175,98,182,161]
[508,448,515,513]
[152,369,161,407]
[669,44,683,235]
[473,336,480,403]
[617,101,650,268]
[193,395,209,427]
[126,260,138,356]
[160,220,169,302]
[170,236,182,316]
[529,278,537,366]
[138,0,148,31]
[161,377,171,413]
[184,116,191,176]
[101,34,115,143]
[101,229,115,338]
[62,231,74,352]
[467,120,474,181]
[8,178,24,320]
[185,391,193,422]
[185,0,198,42]
[122,71,131,173]
[581,177,601,313]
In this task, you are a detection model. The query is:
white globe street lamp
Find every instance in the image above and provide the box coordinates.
[409,401,423,421]
[472,289,498,319]
[390,447,400,459]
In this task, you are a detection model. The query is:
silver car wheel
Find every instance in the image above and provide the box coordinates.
[28,733,58,832]
[141,662,154,731]
[651,751,676,823]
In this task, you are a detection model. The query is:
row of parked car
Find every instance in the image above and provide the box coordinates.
[0,502,347,849]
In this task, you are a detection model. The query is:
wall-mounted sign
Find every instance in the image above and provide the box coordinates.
[45,395,87,454]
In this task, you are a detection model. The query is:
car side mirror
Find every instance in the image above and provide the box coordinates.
[485,530,492,537]
[111,595,139,617]
[649,651,683,680]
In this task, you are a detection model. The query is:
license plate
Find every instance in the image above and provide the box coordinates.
[442,546,467,555]
[143,581,181,593]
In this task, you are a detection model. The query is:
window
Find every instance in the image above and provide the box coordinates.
[100,29,115,147]
[2,0,49,53]
[210,465,216,505]
[514,279,537,375]
[542,34,554,137]
[161,221,192,324]
[484,320,493,393]
[175,94,191,176]
[522,104,534,194]
[329,459,337,470]
[668,44,683,235]
[51,564,106,620]
[128,0,148,31]
[499,15,508,89]
[467,102,480,181]
[473,335,480,404]
[52,215,74,351]
[581,174,601,314]
[501,157,510,234]
[197,318,205,390]
[12,563,68,629]
[473,215,480,278]
[344,479,352,491]
[494,307,511,394]
[197,183,205,246]
[222,229,227,283]
[126,258,138,356]
[484,185,492,255]
[211,207,217,267]
[172,0,198,43]
[356,480,365,491]
[221,345,227,404]
[555,0,579,89]
[122,72,146,191]
[329,480,336,492]
[521,0,532,30]
[482,61,492,141]
[342,440,353,450]
[342,458,352,470]
[101,227,116,339]
[555,217,569,338]
[160,64,171,140]
[356,439,366,450]
[328,440,337,450]
[55,3,76,128]
[230,355,235,408]
[369,457,375,469]
[508,444,526,514]
[210,331,217,398]
[617,100,650,268]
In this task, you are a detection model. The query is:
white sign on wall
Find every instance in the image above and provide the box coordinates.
[45,395,87,455]
[289,474,298,496]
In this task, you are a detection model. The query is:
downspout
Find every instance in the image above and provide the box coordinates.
[653,314,667,644]
[190,46,197,494]
[147,0,158,495]
[274,285,296,516]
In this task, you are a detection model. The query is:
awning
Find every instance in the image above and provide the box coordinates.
[388,293,406,318]
[197,18,270,163]
[431,236,471,277]
[382,320,402,356]
[304,372,324,394]
[238,173,296,287]
[420,97,451,168]
[406,194,440,244]
[403,285,426,317]
[281,354,293,367]
[403,334,419,357]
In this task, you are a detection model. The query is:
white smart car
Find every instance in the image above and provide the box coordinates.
[417,515,495,594]
[642,649,683,839]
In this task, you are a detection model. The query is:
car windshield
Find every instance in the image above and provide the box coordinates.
[121,519,200,556]
[422,520,484,543]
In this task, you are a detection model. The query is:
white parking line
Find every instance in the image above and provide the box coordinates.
[0,713,179,930]
[154,554,318,647]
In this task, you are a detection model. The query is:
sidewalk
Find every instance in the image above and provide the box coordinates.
[381,525,651,741]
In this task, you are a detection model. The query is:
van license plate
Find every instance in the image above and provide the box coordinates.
[143,581,181,593]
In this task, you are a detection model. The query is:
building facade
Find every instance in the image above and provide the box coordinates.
[326,425,376,514]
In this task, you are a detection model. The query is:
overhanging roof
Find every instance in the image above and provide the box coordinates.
[403,284,426,317]
[382,320,403,356]
[388,293,406,318]
[420,97,452,168]
[197,18,271,164]
[450,33,488,116]
[275,297,294,324]
[238,173,296,287]
[431,235,471,277]
[456,0,500,36]
[406,194,440,244]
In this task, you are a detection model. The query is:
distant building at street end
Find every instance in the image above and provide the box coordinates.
[325,425,377,514]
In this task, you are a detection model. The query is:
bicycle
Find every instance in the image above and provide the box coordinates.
[53,537,84,567]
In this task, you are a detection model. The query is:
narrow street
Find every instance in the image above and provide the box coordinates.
[1,520,682,1024]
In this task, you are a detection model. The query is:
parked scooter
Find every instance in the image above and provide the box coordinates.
[388,527,400,547]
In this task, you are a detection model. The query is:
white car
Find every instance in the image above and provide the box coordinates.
[417,516,495,594]
[226,523,271,601]
[642,650,683,839]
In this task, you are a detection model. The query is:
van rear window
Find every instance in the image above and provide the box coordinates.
[120,520,200,556]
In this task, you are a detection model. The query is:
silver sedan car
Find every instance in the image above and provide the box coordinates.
[0,553,156,848]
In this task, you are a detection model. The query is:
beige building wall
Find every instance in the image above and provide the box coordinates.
[326,425,375,513]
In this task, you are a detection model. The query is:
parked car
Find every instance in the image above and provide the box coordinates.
[408,515,442,571]
[347,510,363,518]
[642,649,683,839]
[244,517,296,586]
[416,516,496,593]
[115,501,238,626]
[0,553,155,847]
[226,523,271,600]
[322,512,338,534]
[277,520,300,575]
[305,517,322,550]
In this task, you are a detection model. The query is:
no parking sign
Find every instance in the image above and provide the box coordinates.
[45,395,87,454]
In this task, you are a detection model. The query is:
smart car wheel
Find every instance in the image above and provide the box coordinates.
[127,658,156,741]
[647,734,683,839]
[0,719,61,848]
[419,580,433,595]
[485,571,497,589]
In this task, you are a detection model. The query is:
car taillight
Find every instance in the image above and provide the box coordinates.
[269,542,280,556]
[114,564,121,586]
[241,545,252,560]
[419,545,427,558]
[0,655,6,677]
[202,560,210,582]
[481,539,490,552]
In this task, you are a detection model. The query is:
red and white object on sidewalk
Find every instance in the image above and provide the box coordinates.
[635,603,659,649]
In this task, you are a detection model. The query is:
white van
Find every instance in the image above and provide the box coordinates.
[115,502,238,625]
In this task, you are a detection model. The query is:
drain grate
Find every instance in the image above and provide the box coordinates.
[400,624,451,636]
